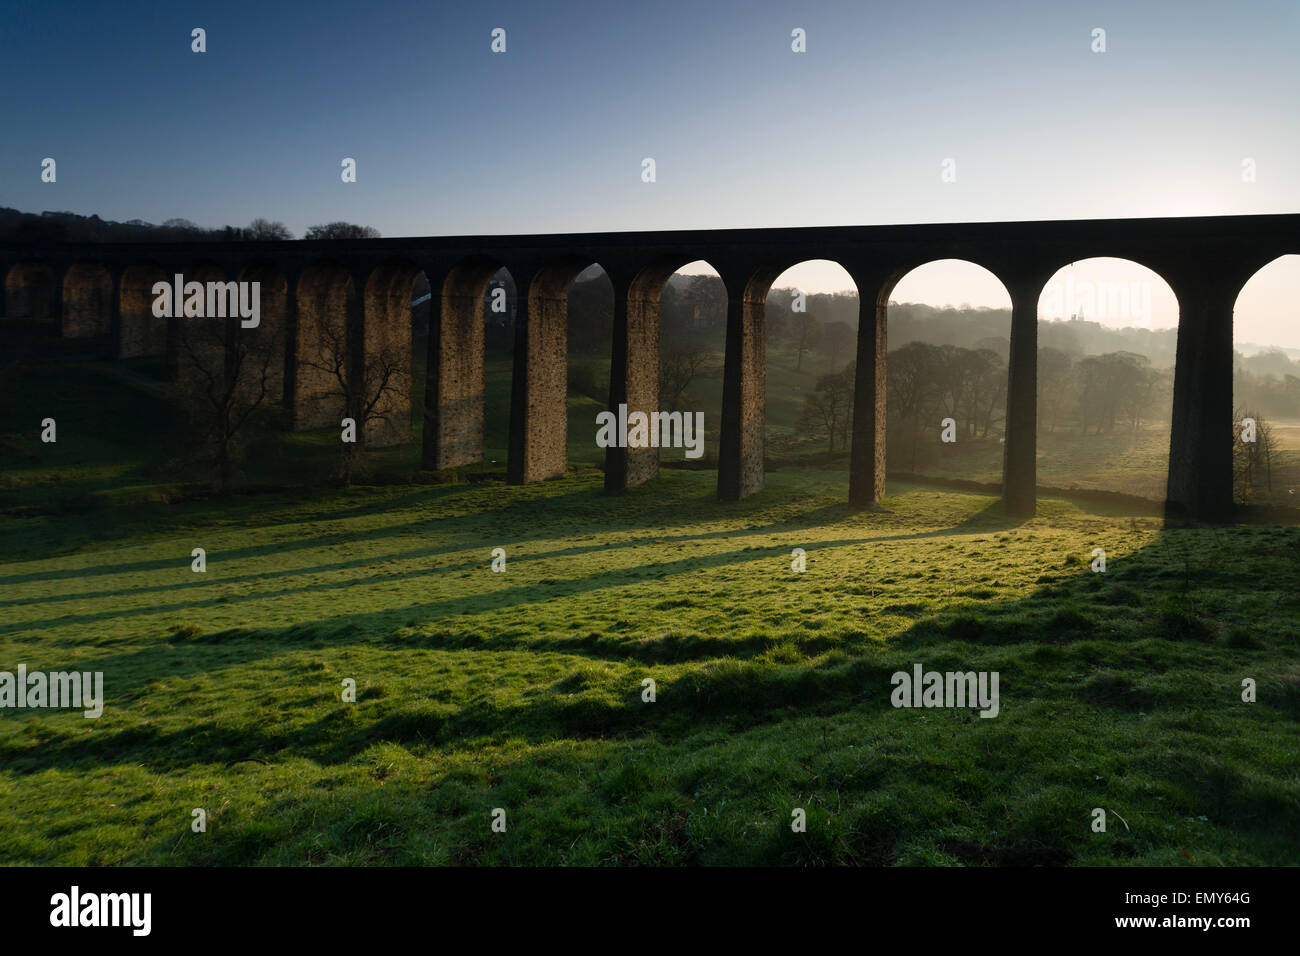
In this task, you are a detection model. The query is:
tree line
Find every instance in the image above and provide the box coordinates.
[795,343,1183,466]
[0,207,379,243]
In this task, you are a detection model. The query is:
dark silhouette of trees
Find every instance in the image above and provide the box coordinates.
[303,222,382,240]
[172,315,283,495]
[298,303,407,485]
[245,219,294,241]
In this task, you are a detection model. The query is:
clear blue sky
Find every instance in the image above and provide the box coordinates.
[2,0,1297,339]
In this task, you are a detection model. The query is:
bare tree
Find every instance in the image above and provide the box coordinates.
[1233,409,1277,505]
[172,315,283,494]
[792,311,822,371]
[660,340,715,411]
[303,222,382,240]
[298,304,408,484]
[798,363,855,453]
[246,219,294,241]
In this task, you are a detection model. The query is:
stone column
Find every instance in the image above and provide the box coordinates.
[107,266,123,360]
[508,269,568,484]
[1166,275,1235,521]
[604,277,661,492]
[50,267,65,337]
[848,269,889,508]
[717,274,765,501]
[423,265,487,470]
[281,276,299,429]
[1002,272,1047,517]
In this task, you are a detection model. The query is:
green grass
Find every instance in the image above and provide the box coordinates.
[1,465,1297,866]
[1,351,1298,866]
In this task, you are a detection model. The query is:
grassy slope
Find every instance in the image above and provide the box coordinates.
[1,467,1298,865]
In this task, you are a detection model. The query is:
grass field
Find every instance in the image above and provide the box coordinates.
[1,466,1298,865]
[1,352,1298,866]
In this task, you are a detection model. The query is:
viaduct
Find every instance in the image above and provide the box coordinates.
[3,212,1297,521]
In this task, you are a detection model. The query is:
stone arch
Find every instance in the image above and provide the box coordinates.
[117,261,169,358]
[293,260,356,432]
[5,261,57,321]
[61,262,112,340]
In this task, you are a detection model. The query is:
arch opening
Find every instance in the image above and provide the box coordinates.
[884,259,1012,481]
[1037,257,1179,501]
[656,260,727,468]
[764,260,859,459]
[62,262,112,341]
[5,261,56,323]
[1231,254,1300,506]
[566,264,613,472]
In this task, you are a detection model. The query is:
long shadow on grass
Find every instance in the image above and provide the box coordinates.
[6,504,1298,866]
[0,506,1028,641]
[0,500,1128,767]
[0,482,999,633]
[0,471,771,587]
[0,495,890,613]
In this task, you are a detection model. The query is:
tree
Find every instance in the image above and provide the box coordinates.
[303,222,381,240]
[887,342,945,471]
[798,363,855,453]
[172,313,283,494]
[965,348,1006,438]
[1076,351,1155,435]
[792,311,822,371]
[246,218,294,240]
[1037,347,1074,434]
[660,340,715,412]
[1233,409,1277,505]
[819,320,855,372]
[567,271,613,356]
[298,301,408,484]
